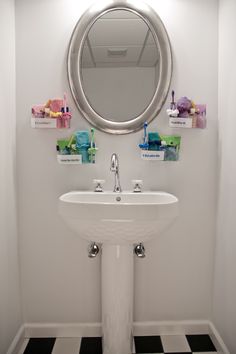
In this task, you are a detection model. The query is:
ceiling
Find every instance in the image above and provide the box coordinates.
[82,10,159,68]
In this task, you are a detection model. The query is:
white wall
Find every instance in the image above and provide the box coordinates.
[0,1,22,353]
[16,0,218,323]
[213,0,236,351]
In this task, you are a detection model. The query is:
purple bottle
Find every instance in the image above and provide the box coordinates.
[196,104,206,129]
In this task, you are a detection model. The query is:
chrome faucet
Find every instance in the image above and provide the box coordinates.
[110,153,122,192]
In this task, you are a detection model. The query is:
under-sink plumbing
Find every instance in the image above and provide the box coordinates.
[88,242,100,258]
[134,243,146,258]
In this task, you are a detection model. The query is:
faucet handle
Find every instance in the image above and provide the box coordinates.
[132,180,143,193]
[93,179,105,192]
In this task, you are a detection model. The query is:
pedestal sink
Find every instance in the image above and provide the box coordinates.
[58,191,178,354]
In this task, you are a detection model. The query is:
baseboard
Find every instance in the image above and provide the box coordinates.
[133,320,229,353]
[24,322,102,338]
[133,319,210,336]
[24,320,210,338]
[6,325,25,354]
[208,321,230,354]
[19,320,229,354]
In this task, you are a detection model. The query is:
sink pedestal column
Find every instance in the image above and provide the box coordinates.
[101,244,133,354]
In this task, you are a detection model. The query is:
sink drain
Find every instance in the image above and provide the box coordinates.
[116,196,121,202]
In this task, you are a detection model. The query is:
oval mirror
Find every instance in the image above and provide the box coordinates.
[68,0,172,134]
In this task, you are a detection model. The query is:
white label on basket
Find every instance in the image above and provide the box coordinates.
[57,155,82,164]
[31,117,57,128]
[141,150,165,161]
[169,117,193,128]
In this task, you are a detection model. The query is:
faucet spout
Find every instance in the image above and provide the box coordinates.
[110,153,122,192]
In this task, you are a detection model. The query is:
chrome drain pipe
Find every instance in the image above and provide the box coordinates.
[88,242,100,258]
[134,243,145,258]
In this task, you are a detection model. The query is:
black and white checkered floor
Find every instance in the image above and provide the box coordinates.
[19,334,221,354]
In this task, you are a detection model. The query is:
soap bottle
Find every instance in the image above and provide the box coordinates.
[196,104,206,129]
[197,112,206,129]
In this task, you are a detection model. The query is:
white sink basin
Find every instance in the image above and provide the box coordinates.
[58,191,178,244]
[58,189,179,354]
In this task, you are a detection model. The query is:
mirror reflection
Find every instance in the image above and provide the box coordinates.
[81,10,160,122]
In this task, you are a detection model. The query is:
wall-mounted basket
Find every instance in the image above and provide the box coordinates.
[31,116,71,129]
[168,115,206,129]
[57,154,82,164]
[169,117,195,129]
[141,150,165,161]
[57,129,98,165]
[31,95,71,129]
[139,132,181,162]
[166,91,206,129]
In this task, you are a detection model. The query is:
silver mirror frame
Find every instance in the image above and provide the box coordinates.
[68,0,172,135]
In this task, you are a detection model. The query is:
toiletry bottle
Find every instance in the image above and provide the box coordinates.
[75,131,90,163]
[196,104,206,129]
[148,132,161,151]
[61,107,71,128]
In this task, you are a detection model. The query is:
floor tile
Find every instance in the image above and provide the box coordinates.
[134,336,164,353]
[161,335,191,353]
[23,338,56,354]
[19,334,222,354]
[186,335,216,352]
[52,338,81,354]
[79,337,102,354]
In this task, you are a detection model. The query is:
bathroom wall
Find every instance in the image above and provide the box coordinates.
[16,0,218,323]
[0,0,22,353]
[213,0,236,351]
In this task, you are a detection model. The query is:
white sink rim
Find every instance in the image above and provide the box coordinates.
[59,190,178,206]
